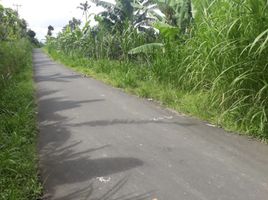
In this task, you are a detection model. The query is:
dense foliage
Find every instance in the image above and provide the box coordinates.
[0,4,40,45]
[46,0,268,139]
[0,4,41,199]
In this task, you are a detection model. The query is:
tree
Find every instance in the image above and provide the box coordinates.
[19,18,28,37]
[77,1,91,22]
[27,29,40,46]
[27,29,36,38]
[47,25,54,36]
[69,17,81,31]
[0,5,26,41]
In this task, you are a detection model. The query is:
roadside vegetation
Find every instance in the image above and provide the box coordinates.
[46,0,268,140]
[0,4,41,199]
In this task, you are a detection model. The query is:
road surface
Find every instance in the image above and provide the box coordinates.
[34,49,268,200]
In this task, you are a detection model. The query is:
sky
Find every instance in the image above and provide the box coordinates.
[1,0,109,41]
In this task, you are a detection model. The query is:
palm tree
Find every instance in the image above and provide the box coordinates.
[77,1,91,22]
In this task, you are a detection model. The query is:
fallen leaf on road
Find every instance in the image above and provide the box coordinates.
[96,176,111,183]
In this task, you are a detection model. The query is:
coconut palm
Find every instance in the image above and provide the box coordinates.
[77,1,92,22]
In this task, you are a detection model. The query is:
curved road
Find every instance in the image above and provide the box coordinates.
[34,49,268,200]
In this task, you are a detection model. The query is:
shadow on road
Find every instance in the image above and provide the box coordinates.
[37,88,147,199]
[53,177,152,200]
[42,142,143,187]
[38,97,105,120]
[35,72,83,83]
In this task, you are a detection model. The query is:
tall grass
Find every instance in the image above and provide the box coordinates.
[46,0,268,140]
[169,0,268,138]
[146,0,268,138]
[0,39,42,199]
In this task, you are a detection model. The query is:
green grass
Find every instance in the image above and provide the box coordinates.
[0,39,42,200]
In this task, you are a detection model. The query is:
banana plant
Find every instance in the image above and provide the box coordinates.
[155,0,193,34]
[93,0,163,34]
[93,0,134,32]
[131,0,165,33]
[128,0,193,55]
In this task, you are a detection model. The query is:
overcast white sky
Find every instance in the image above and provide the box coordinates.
[1,0,109,41]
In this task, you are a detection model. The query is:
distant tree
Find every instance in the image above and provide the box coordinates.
[27,29,36,38]
[47,25,54,36]
[77,1,91,22]
[27,29,40,46]
[69,17,81,31]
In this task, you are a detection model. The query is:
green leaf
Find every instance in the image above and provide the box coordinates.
[130,2,143,9]
[153,22,180,40]
[128,43,164,54]
[249,29,268,55]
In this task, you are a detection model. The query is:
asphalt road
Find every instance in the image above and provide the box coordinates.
[34,49,268,200]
